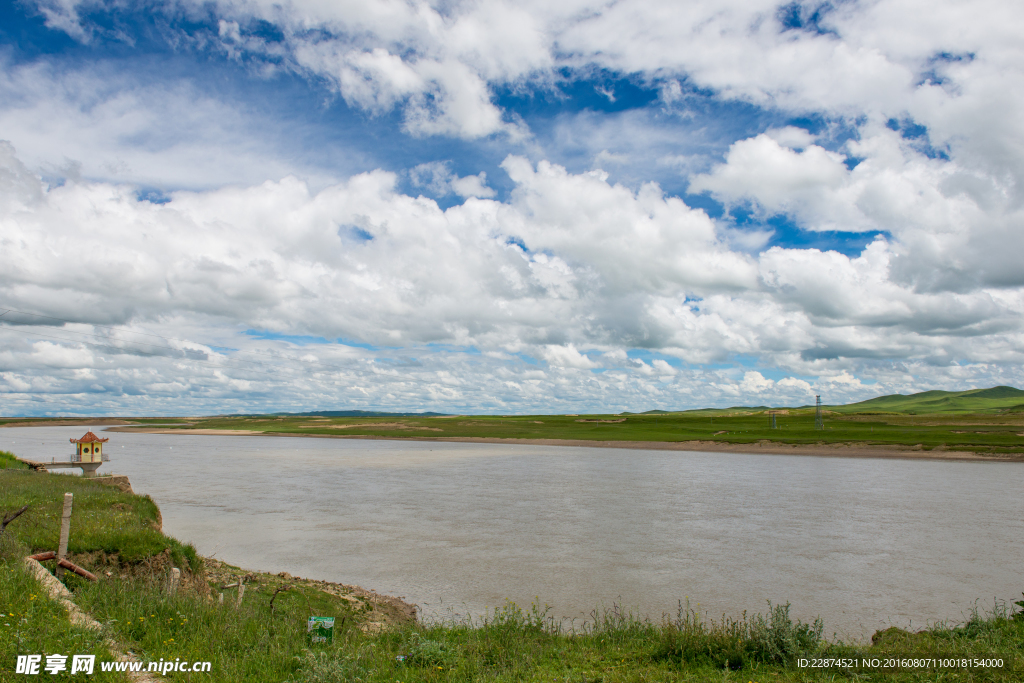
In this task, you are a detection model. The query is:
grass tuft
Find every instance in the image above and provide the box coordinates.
[0,449,28,469]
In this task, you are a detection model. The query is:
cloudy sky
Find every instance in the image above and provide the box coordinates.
[1,0,1022,416]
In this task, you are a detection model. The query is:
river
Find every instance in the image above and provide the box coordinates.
[5,425,1021,640]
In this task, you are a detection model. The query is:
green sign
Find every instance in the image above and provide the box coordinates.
[307,616,334,644]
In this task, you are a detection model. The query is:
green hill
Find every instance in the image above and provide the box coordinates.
[833,386,1024,414]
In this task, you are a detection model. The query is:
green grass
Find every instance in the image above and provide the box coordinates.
[69,572,364,682]
[120,407,1024,456]
[8,386,1024,455]
[286,599,1024,682]
[2,466,1022,681]
[0,469,386,681]
[0,450,27,470]
[0,467,197,567]
[0,548,129,681]
[834,386,1024,414]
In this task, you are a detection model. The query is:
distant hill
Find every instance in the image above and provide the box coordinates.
[275,410,452,418]
[831,386,1024,414]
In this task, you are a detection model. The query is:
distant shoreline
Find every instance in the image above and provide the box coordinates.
[100,426,1024,462]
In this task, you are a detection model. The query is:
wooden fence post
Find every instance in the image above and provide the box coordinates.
[55,493,73,580]
[168,567,180,596]
[236,579,245,608]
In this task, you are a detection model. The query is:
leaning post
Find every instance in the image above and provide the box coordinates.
[55,493,73,579]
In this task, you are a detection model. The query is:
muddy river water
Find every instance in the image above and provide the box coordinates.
[5,425,1022,640]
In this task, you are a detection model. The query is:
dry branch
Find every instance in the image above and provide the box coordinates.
[1,504,29,536]
[269,585,290,612]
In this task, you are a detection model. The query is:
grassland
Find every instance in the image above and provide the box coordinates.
[829,386,1024,414]
[6,386,1024,458]
[3,451,1023,681]
[83,386,1024,458]
[0,455,196,566]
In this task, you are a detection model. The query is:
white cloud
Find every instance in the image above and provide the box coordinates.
[651,359,676,375]
[0,59,343,190]
[740,371,773,393]
[816,371,866,391]
[540,344,595,369]
[30,341,94,368]
[765,127,817,150]
[34,0,90,42]
[2,139,1023,414]
[450,173,495,199]
[777,377,813,394]
[8,1,1024,412]
[689,134,853,228]
[410,161,496,198]
[28,0,1024,156]
[689,124,1024,296]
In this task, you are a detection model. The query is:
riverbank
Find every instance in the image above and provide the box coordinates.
[88,407,1024,459]
[4,449,1023,681]
[202,557,417,631]
[104,426,1024,462]
[10,407,1024,460]
[1,450,418,629]
[1,452,419,681]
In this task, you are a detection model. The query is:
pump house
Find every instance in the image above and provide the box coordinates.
[70,431,108,469]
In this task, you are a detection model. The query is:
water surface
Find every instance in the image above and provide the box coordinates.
[5,426,1021,639]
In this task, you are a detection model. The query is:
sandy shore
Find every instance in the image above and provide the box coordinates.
[103,426,1024,462]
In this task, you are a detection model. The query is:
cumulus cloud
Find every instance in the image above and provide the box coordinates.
[690,133,853,228]
[540,344,595,369]
[740,371,773,393]
[410,161,496,198]
[6,0,1024,412]
[0,59,341,190]
[693,126,1024,293]
[210,0,545,139]
[1,138,1023,414]
[30,0,1021,149]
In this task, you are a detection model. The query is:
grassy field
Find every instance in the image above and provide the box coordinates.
[0,456,196,566]
[3,453,1023,681]
[6,387,1024,457]
[96,388,1024,456]
[829,386,1024,414]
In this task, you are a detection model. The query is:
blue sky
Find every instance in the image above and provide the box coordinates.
[1,0,1022,415]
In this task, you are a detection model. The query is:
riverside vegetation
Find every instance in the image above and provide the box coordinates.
[2,450,1023,681]
[30,385,1020,458]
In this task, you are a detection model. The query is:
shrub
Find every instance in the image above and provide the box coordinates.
[655,600,823,670]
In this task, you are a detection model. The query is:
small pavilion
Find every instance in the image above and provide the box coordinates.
[69,431,109,476]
